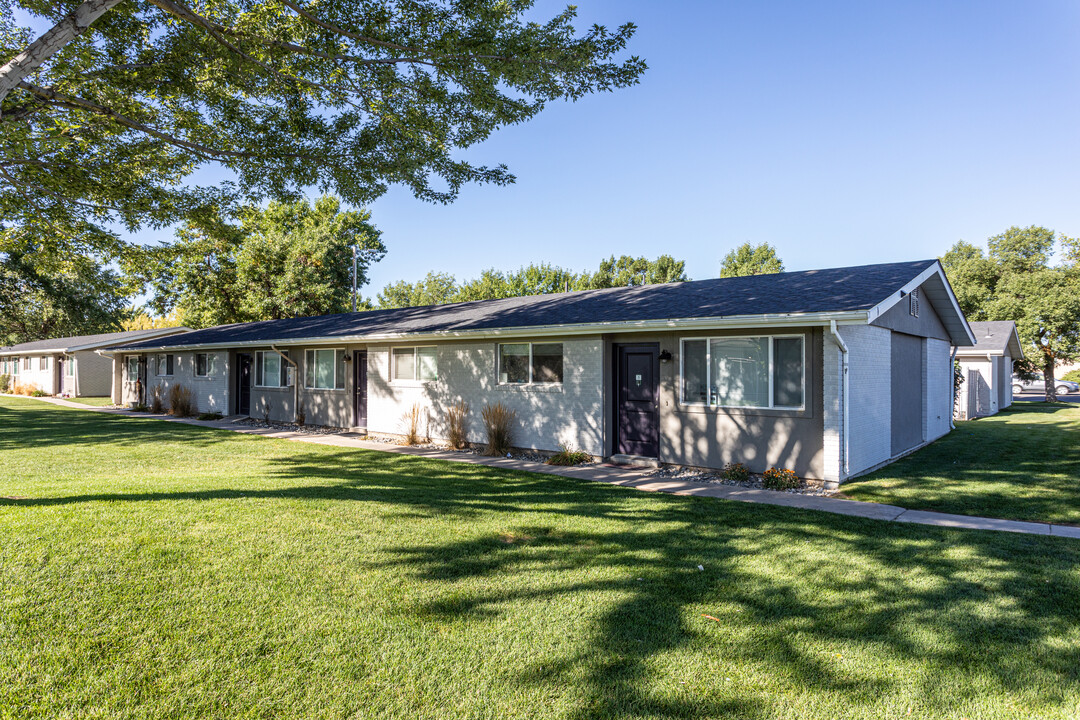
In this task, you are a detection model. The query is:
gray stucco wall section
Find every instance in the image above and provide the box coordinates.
[366,337,605,455]
[73,350,112,396]
[890,333,925,455]
[659,328,825,479]
[870,282,950,341]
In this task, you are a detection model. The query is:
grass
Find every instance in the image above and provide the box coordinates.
[843,403,1080,524]
[2,397,1080,719]
[64,396,113,407]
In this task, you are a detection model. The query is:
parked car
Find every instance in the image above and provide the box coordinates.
[1012,374,1079,395]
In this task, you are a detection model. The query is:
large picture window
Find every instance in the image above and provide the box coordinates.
[498,343,563,384]
[305,348,346,390]
[392,347,437,382]
[681,335,804,409]
[255,351,292,388]
[155,354,174,377]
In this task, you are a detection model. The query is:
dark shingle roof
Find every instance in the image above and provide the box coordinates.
[1,328,189,354]
[108,259,939,351]
[959,321,1023,357]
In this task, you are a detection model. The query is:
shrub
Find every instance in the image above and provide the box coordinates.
[1062,369,1080,384]
[722,462,750,482]
[296,401,306,426]
[167,384,196,417]
[11,382,38,396]
[30,388,47,397]
[149,384,165,414]
[547,443,591,466]
[197,411,224,421]
[262,400,272,423]
[762,467,800,490]
[481,402,516,456]
[445,401,469,450]
[401,403,429,445]
[130,403,150,412]
[0,374,9,393]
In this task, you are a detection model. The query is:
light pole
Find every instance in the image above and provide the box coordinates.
[351,244,358,312]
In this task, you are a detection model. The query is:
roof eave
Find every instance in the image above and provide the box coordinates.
[867,260,976,346]
[98,310,871,354]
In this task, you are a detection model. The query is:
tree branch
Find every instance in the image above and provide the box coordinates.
[0,0,126,108]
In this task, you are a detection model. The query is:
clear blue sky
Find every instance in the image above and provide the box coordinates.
[22,1,1080,294]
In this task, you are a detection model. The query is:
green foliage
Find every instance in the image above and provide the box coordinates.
[377,255,688,309]
[1,1,644,252]
[0,374,9,393]
[197,411,224,421]
[762,467,800,490]
[546,444,591,466]
[30,387,47,397]
[130,196,384,327]
[1061,370,1080,384]
[0,245,127,345]
[941,226,1080,400]
[719,243,784,278]
[953,360,964,406]
[722,462,750,482]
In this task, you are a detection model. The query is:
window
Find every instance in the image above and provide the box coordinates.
[155,354,174,377]
[304,348,346,390]
[498,343,563,384]
[125,356,139,382]
[392,347,438,382]
[66,358,75,377]
[23,357,31,371]
[255,350,292,388]
[680,335,804,409]
[195,353,214,377]
[40,356,50,371]
[10,358,18,376]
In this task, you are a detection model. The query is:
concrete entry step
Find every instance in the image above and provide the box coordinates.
[608,454,661,469]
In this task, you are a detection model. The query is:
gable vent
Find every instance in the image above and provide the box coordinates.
[909,289,920,318]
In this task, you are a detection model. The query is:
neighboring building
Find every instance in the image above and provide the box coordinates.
[953,321,1024,419]
[102,259,974,488]
[0,328,190,397]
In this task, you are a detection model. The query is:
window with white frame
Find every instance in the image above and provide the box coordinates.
[23,357,31,371]
[255,350,292,388]
[304,348,346,390]
[10,358,18,376]
[195,353,214,377]
[125,356,139,382]
[681,335,804,409]
[40,356,50,371]
[498,343,563,384]
[155,353,174,377]
[392,346,437,382]
[66,358,75,377]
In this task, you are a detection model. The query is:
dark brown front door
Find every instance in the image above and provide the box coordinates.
[353,350,367,428]
[236,354,252,415]
[615,344,660,457]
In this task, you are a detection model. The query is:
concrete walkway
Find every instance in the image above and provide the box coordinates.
[18,395,1080,540]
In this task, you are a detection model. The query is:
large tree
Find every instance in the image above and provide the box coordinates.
[0,1,644,256]
[0,244,127,345]
[376,254,688,309]
[719,242,784,278]
[942,225,1080,402]
[131,195,384,327]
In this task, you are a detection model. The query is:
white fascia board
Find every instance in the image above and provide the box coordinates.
[867,261,977,346]
[95,310,870,354]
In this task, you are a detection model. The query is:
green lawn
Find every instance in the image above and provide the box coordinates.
[2,397,1079,719]
[843,403,1080,525]
[64,396,114,407]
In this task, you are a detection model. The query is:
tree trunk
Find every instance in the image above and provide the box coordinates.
[1043,350,1057,403]
[0,0,125,107]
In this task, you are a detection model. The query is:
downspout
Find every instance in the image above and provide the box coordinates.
[828,321,849,479]
[270,345,299,422]
[949,346,958,428]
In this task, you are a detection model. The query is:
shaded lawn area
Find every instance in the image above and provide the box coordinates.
[63,396,114,407]
[843,403,1080,525]
[2,398,1080,719]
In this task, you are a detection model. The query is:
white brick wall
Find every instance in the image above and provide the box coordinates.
[926,338,952,441]
[838,324,892,476]
[140,351,230,413]
[366,337,604,455]
[8,354,56,394]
